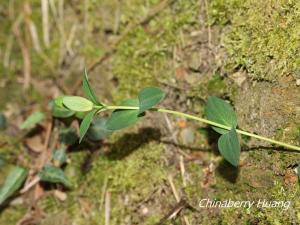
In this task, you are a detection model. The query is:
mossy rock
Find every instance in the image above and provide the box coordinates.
[209,0,300,81]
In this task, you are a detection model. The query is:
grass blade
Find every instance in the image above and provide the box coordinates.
[0,167,28,205]
[20,111,45,130]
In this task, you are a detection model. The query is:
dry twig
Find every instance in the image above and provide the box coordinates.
[167,175,191,225]
[41,0,50,47]
[105,191,111,225]
[13,15,31,90]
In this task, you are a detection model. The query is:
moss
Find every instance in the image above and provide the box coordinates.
[41,128,167,225]
[190,73,227,99]
[210,0,300,81]
[204,164,300,224]
[1,0,300,224]
[111,0,200,102]
[0,206,27,225]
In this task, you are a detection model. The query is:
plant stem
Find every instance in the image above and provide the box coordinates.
[105,106,300,151]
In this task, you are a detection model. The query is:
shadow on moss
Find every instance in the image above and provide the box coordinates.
[217,159,239,183]
[107,127,162,160]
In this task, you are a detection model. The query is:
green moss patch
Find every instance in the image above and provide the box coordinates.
[210,0,300,81]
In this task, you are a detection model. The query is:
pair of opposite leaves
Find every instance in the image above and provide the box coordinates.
[63,72,241,167]
[62,72,166,143]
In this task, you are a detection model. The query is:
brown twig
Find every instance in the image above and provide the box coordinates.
[167,175,191,225]
[24,2,42,53]
[203,0,211,48]
[113,0,121,34]
[20,176,41,194]
[13,14,31,90]
[179,155,187,187]
[100,176,108,211]
[155,199,189,225]
[41,0,50,47]
[20,119,54,194]
[105,191,111,225]
[3,34,13,68]
[39,120,53,169]
[71,0,176,95]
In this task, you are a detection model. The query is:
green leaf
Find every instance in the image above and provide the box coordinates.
[87,118,113,141]
[53,149,67,166]
[83,68,102,105]
[75,111,87,119]
[20,111,45,129]
[54,96,65,108]
[0,167,28,205]
[63,96,94,112]
[39,165,71,188]
[138,87,165,113]
[205,96,237,134]
[218,128,240,167]
[51,101,75,118]
[79,109,98,143]
[106,99,140,130]
[59,128,78,145]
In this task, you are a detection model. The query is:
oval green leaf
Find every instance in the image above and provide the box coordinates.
[83,69,102,105]
[20,111,45,130]
[0,167,28,205]
[75,111,87,119]
[63,96,94,112]
[53,149,68,166]
[39,165,71,188]
[105,99,140,130]
[205,96,237,134]
[218,128,240,167]
[54,96,65,108]
[79,109,98,143]
[51,101,75,118]
[59,128,78,146]
[138,87,165,113]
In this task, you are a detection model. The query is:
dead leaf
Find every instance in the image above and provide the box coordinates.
[25,135,44,153]
[201,163,215,188]
[177,119,187,128]
[175,66,186,80]
[54,190,67,201]
[284,170,298,185]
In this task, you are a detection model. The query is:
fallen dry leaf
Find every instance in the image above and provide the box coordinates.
[176,119,187,129]
[54,190,67,201]
[284,170,298,185]
[175,66,186,80]
[25,135,44,153]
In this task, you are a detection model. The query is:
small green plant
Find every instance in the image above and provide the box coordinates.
[0,70,299,208]
[53,69,300,167]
